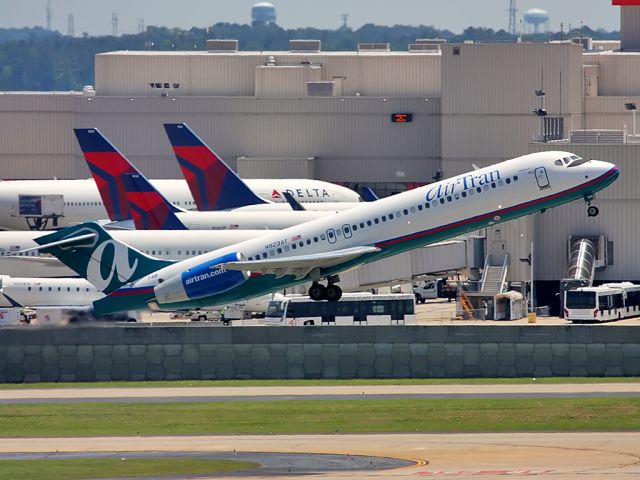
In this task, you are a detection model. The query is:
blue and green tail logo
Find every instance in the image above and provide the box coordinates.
[35,222,174,294]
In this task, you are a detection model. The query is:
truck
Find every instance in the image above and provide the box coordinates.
[413,278,457,303]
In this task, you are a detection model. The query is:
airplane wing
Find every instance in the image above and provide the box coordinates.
[221,246,380,279]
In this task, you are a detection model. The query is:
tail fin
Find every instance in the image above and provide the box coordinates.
[360,186,379,202]
[163,123,269,211]
[123,174,188,230]
[34,222,173,294]
[73,128,139,222]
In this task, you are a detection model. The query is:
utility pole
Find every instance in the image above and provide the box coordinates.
[67,14,75,37]
[340,13,349,29]
[508,0,518,36]
[137,19,145,34]
[112,12,118,37]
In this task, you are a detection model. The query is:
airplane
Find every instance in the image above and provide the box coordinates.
[0,137,360,231]
[123,172,333,230]
[0,229,269,277]
[30,151,618,315]
[162,123,362,212]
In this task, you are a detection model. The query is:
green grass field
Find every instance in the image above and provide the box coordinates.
[0,458,258,480]
[1,397,639,437]
[0,377,638,389]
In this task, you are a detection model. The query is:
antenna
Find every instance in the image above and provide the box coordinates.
[508,0,518,36]
[46,0,53,30]
[341,13,349,29]
[138,19,145,34]
[112,12,118,37]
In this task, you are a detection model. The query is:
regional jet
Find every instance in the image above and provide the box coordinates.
[31,152,618,315]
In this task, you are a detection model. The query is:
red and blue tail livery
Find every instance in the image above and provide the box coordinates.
[73,128,138,222]
[163,123,269,211]
[123,174,187,230]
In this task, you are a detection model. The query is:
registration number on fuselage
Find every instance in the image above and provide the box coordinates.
[264,239,288,249]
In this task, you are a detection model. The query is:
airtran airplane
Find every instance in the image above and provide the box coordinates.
[30,151,618,315]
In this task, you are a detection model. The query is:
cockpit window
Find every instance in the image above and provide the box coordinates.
[563,157,571,165]
[555,159,563,166]
[567,156,590,167]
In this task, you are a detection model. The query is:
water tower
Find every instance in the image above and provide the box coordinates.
[252,2,277,25]
[524,8,550,34]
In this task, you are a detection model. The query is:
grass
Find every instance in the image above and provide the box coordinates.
[0,458,258,480]
[0,397,639,437]
[0,377,638,389]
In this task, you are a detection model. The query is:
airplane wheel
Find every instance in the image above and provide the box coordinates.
[326,284,343,302]
[587,205,599,217]
[309,283,327,301]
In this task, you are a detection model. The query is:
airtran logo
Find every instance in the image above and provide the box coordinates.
[272,188,330,199]
[185,266,227,286]
[86,239,139,291]
[425,170,501,201]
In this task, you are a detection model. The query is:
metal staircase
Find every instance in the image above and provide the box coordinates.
[480,254,510,296]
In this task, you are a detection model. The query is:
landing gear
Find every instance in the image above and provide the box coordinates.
[325,284,343,302]
[308,278,343,302]
[309,282,326,301]
[584,194,600,217]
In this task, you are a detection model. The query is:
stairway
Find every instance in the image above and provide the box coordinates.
[480,255,509,296]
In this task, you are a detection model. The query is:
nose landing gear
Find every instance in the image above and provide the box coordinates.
[584,194,599,217]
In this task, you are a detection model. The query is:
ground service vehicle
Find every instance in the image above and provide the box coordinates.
[564,282,640,322]
[264,293,415,326]
[413,279,457,303]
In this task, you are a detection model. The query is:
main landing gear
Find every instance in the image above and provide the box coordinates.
[309,276,343,302]
[584,194,600,218]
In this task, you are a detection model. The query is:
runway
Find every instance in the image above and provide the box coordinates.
[2,382,640,404]
[1,433,639,479]
[2,383,639,478]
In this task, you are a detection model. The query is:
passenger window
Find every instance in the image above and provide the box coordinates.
[367,220,372,226]
[269,250,275,256]
[314,237,319,242]
[360,222,365,228]
[381,216,387,222]
[292,244,297,250]
[262,253,268,258]
[352,225,358,231]
[307,239,312,244]
[320,234,326,240]
[506,178,511,184]
[277,248,282,254]
[439,198,445,204]
[410,207,416,213]
[498,180,504,186]
[514,175,519,181]
[418,205,423,211]
[476,187,482,193]
[389,214,394,220]
[374,218,379,224]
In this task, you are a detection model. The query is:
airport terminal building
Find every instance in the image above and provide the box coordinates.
[2,1,640,305]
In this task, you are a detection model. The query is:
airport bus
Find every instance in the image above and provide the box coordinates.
[264,293,415,326]
[564,282,640,322]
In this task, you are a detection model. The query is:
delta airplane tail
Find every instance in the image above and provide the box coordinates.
[123,174,188,230]
[73,128,139,222]
[163,123,269,211]
[34,222,173,295]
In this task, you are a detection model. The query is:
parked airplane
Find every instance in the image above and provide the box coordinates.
[0,229,268,277]
[0,140,359,232]
[162,123,361,212]
[32,152,618,315]
[0,275,136,322]
[123,173,332,230]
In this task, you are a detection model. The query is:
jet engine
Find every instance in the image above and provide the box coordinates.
[154,252,249,305]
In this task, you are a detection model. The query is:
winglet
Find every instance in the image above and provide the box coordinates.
[360,186,379,202]
[74,128,139,222]
[123,174,188,230]
[282,191,306,211]
[163,123,269,211]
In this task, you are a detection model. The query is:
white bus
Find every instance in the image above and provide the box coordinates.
[264,293,416,326]
[564,282,640,322]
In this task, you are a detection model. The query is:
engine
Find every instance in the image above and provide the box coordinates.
[154,252,249,305]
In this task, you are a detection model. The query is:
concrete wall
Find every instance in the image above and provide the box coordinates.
[1,325,639,383]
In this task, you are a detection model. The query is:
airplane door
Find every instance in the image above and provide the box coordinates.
[326,228,337,244]
[342,224,352,239]
[534,167,550,190]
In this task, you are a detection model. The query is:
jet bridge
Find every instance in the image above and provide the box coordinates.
[559,235,611,316]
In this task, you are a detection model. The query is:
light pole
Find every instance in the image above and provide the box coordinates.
[533,89,547,141]
[625,101,637,138]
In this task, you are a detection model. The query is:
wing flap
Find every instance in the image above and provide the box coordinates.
[221,246,379,279]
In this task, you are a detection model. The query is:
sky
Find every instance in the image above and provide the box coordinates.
[0,1,621,36]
